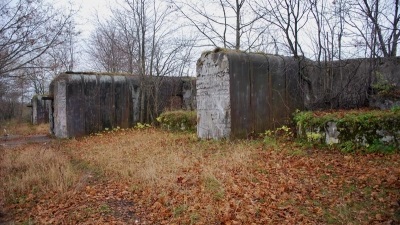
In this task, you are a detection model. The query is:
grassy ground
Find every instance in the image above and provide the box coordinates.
[1,120,49,136]
[1,124,400,224]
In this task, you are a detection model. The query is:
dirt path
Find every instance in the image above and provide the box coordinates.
[0,134,53,148]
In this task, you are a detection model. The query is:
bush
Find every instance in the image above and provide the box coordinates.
[157,110,197,132]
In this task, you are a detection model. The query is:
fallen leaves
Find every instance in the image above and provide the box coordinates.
[1,129,400,224]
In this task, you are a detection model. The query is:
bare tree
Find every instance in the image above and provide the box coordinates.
[254,0,310,57]
[0,0,77,122]
[27,19,80,94]
[172,0,265,51]
[87,19,128,72]
[111,10,139,73]
[360,0,399,57]
[87,0,196,122]
[346,0,400,57]
[0,75,30,121]
[47,20,79,72]
[0,0,75,78]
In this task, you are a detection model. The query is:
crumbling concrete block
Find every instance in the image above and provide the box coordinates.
[196,52,231,139]
[196,50,303,139]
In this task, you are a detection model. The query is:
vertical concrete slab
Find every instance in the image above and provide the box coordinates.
[196,52,231,139]
[269,55,287,128]
[30,95,50,125]
[30,98,37,125]
[113,76,129,128]
[182,78,196,110]
[229,53,252,138]
[66,74,85,137]
[99,75,114,129]
[53,79,68,138]
[286,58,303,113]
[127,77,140,125]
[251,54,271,133]
[83,75,100,134]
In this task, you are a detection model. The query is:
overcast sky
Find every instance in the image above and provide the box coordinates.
[69,0,111,37]
[50,0,114,70]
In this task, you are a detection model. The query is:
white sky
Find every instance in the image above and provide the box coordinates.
[50,0,114,70]
[67,0,112,38]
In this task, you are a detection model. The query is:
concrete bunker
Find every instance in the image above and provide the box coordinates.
[196,51,303,139]
[49,72,196,138]
[197,50,400,140]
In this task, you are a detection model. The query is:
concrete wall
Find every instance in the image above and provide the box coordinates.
[197,50,400,140]
[196,51,303,139]
[196,52,231,139]
[30,95,50,125]
[49,73,195,138]
[182,78,197,110]
[304,57,400,110]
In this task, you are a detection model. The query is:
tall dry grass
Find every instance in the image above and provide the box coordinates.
[69,129,257,190]
[65,128,262,223]
[0,143,79,203]
[1,120,49,136]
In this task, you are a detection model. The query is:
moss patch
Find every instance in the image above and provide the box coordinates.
[294,109,400,152]
[156,110,197,132]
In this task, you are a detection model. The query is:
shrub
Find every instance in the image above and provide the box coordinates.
[156,110,197,132]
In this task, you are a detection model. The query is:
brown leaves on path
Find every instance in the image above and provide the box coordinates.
[3,179,139,224]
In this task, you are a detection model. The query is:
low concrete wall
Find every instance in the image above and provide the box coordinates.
[49,73,195,138]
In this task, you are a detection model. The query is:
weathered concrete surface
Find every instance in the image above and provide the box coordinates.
[30,95,50,125]
[197,50,400,140]
[196,51,303,139]
[182,78,196,110]
[325,122,340,144]
[299,122,398,146]
[196,53,231,139]
[49,73,195,138]
[303,57,400,110]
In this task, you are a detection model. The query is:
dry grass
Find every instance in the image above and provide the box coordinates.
[1,120,49,136]
[2,127,400,224]
[70,129,254,189]
[65,128,260,223]
[66,129,400,224]
[0,143,79,203]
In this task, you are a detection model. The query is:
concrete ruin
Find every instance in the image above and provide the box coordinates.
[303,57,400,110]
[49,72,195,138]
[28,95,50,125]
[197,50,400,139]
[196,51,303,139]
